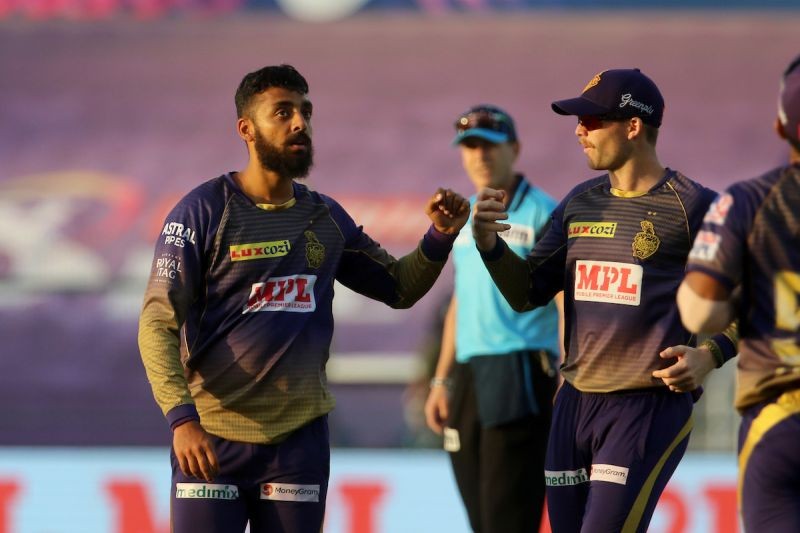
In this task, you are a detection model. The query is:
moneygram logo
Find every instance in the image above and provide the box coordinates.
[574,260,642,306]
[260,483,320,502]
[544,468,589,486]
[175,483,239,500]
[243,274,317,313]
[568,222,617,239]
[590,464,629,485]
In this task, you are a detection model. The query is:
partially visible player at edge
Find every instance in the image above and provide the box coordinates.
[471,68,738,532]
[678,54,800,532]
[137,64,469,533]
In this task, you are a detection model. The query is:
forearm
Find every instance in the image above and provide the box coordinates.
[432,297,458,383]
[701,321,739,368]
[138,298,195,419]
[388,226,456,309]
[478,237,535,312]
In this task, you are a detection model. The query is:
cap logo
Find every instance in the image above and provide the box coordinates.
[619,94,654,116]
[582,73,602,93]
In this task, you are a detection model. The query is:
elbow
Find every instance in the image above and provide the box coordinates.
[677,282,733,334]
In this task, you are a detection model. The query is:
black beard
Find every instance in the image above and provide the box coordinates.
[253,130,314,179]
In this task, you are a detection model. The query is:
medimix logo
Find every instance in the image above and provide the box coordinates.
[260,483,320,502]
[545,468,590,487]
[175,483,239,500]
[243,275,317,313]
[574,260,642,306]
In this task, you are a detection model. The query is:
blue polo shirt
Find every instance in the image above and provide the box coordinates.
[453,176,560,362]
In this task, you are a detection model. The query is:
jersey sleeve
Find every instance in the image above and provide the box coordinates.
[480,195,567,311]
[137,190,218,427]
[686,187,752,290]
[326,197,456,309]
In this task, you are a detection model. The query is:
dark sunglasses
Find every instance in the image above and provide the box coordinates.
[577,115,630,131]
[455,110,514,135]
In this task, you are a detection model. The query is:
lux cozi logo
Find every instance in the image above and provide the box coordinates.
[574,260,643,306]
[243,274,316,313]
[568,222,617,238]
[230,240,291,261]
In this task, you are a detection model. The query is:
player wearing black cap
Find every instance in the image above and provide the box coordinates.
[678,54,800,532]
[471,68,737,532]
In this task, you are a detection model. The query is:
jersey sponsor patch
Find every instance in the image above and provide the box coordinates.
[260,483,320,502]
[574,260,643,306]
[230,240,291,261]
[161,221,197,248]
[154,253,182,280]
[499,223,535,248]
[568,222,617,239]
[590,464,629,485]
[703,193,733,225]
[175,483,239,500]
[688,231,721,262]
[243,274,317,313]
[544,468,590,486]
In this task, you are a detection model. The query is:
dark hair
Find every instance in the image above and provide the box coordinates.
[235,64,309,118]
[643,123,659,146]
[783,56,800,152]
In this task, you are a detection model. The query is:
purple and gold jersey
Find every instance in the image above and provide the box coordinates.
[484,170,716,392]
[139,174,454,443]
[687,164,800,410]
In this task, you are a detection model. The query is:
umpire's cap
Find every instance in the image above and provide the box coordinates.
[552,69,664,127]
[779,55,800,145]
[452,105,517,145]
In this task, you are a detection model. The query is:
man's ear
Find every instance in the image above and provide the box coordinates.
[237,117,255,143]
[775,117,788,140]
[627,117,644,140]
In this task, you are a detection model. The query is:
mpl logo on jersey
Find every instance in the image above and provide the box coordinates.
[568,222,617,239]
[574,260,643,306]
[243,274,316,313]
[260,483,320,502]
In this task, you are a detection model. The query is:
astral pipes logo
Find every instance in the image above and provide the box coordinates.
[260,483,320,502]
[175,483,239,499]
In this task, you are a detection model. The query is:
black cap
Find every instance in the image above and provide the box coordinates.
[779,55,800,145]
[552,69,664,127]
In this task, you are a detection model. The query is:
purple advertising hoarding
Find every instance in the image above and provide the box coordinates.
[0,12,798,445]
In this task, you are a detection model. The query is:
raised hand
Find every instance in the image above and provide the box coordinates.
[426,188,470,235]
[471,187,510,251]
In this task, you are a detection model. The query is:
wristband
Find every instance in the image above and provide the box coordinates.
[429,377,451,389]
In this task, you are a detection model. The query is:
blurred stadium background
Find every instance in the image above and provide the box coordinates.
[1,1,799,531]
